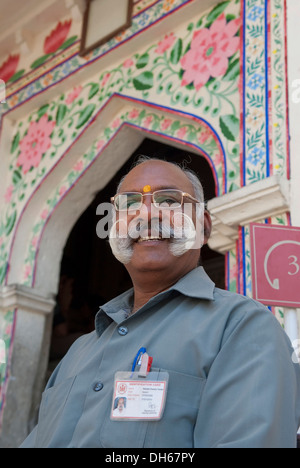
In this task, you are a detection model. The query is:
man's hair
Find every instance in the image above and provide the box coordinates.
[116,155,205,207]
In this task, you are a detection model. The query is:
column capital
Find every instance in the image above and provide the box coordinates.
[0,284,55,315]
[207,176,290,253]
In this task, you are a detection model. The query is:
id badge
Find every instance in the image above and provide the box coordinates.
[111,371,169,421]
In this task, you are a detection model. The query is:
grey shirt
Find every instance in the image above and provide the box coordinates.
[21,267,300,448]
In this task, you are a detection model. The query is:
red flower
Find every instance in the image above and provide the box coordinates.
[0,54,20,82]
[44,20,72,54]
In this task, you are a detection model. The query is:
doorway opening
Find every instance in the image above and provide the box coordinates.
[48,138,225,366]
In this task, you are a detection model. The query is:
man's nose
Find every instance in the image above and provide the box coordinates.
[138,195,160,221]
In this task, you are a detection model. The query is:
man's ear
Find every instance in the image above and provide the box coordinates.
[203,210,212,245]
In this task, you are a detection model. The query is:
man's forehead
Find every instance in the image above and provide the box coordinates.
[120,160,194,192]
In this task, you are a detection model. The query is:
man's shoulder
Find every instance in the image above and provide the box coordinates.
[211,287,287,344]
[213,286,270,313]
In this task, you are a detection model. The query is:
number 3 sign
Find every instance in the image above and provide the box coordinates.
[250,223,300,308]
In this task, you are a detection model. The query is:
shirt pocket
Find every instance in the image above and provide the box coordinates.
[99,368,205,448]
[36,375,77,447]
[143,368,206,448]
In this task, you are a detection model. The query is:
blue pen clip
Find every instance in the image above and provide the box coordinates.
[131,347,146,374]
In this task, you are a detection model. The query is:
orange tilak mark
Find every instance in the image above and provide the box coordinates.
[143,185,151,193]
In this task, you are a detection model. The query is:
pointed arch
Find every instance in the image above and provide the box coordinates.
[5,96,224,295]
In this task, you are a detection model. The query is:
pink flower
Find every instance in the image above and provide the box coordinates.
[180,14,241,90]
[96,140,106,151]
[41,209,49,220]
[123,58,134,68]
[128,109,139,120]
[213,152,223,166]
[74,161,83,172]
[155,33,176,54]
[230,263,238,278]
[16,115,56,174]
[5,324,12,336]
[59,186,67,197]
[101,73,111,87]
[24,265,32,280]
[177,126,188,139]
[112,118,121,128]
[143,116,153,128]
[65,86,82,105]
[161,118,172,130]
[4,185,13,204]
[31,237,38,248]
[198,129,211,144]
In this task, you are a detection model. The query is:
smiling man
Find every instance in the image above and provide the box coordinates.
[21,157,300,448]
[108,157,211,313]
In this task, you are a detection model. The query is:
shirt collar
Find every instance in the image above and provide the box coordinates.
[95,266,215,336]
[171,266,215,300]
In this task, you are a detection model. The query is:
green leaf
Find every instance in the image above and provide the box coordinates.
[30,54,53,69]
[206,1,230,23]
[76,104,96,129]
[223,58,240,81]
[12,170,22,186]
[88,83,99,99]
[10,132,20,154]
[219,114,239,141]
[59,36,78,50]
[229,182,239,192]
[0,264,6,285]
[5,210,17,236]
[170,38,183,65]
[37,104,50,120]
[8,69,25,83]
[170,121,181,133]
[136,53,149,69]
[133,71,154,91]
[56,104,68,126]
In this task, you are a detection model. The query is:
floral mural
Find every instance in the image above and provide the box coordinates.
[21,103,224,286]
[0,0,290,290]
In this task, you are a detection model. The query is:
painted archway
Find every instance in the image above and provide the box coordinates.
[6,97,226,292]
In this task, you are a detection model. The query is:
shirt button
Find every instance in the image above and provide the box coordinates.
[118,326,128,336]
[93,382,104,392]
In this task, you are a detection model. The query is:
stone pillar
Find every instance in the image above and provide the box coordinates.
[0,285,55,448]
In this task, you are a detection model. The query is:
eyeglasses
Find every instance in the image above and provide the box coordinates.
[111,189,200,212]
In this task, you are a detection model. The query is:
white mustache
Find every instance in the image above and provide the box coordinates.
[109,213,197,264]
